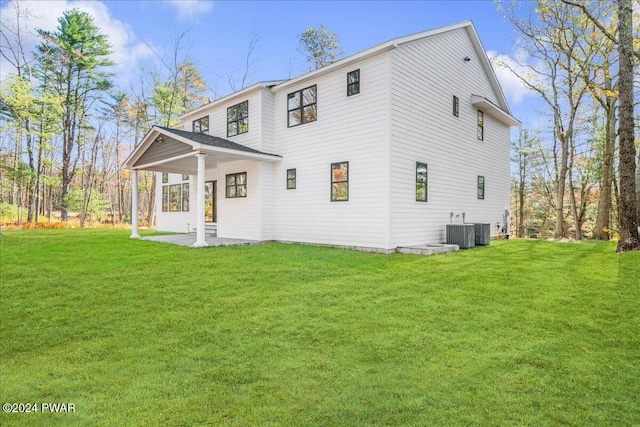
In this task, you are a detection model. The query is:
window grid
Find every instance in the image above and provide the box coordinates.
[227,100,249,137]
[331,162,349,202]
[347,69,360,96]
[226,172,247,198]
[287,85,317,127]
[287,168,296,190]
[193,116,209,134]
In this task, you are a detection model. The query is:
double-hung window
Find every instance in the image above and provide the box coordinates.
[287,85,317,127]
[347,70,360,96]
[227,100,248,137]
[331,162,349,201]
[287,169,296,190]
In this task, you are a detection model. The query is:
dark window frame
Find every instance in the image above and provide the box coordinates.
[477,175,485,200]
[225,172,247,198]
[416,162,428,202]
[181,183,189,212]
[477,110,484,140]
[169,184,181,212]
[227,100,249,137]
[453,95,459,117]
[287,168,296,190]
[347,69,360,96]
[162,185,169,212]
[331,161,349,202]
[193,116,209,135]
[287,85,317,128]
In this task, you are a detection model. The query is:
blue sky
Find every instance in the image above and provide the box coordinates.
[0,0,535,126]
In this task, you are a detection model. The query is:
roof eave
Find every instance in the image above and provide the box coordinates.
[472,95,521,127]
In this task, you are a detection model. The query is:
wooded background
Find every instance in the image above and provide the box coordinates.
[1,0,638,251]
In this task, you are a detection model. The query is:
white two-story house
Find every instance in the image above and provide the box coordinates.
[124,21,520,251]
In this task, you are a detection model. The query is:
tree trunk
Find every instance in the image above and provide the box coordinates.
[555,132,569,239]
[616,0,639,252]
[594,102,615,240]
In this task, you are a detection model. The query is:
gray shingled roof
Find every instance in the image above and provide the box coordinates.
[157,126,281,158]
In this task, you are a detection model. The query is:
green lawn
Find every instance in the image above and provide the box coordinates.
[1,229,638,426]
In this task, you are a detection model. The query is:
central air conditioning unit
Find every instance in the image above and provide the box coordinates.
[474,223,491,245]
[446,224,475,249]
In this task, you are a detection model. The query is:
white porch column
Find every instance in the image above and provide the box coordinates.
[130,169,140,238]
[194,153,208,247]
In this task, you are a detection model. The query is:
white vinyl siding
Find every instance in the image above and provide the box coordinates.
[389,27,511,246]
[267,52,390,249]
[155,173,198,233]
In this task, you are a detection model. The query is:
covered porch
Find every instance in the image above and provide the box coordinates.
[123,126,281,247]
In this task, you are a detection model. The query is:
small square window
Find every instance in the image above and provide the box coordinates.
[287,85,317,127]
[162,173,168,184]
[347,69,360,96]
[453,95,459,117]
[182,174,189,181]
[193,116,209,134]
[477,175,485,200]
[287,169,296,190]
[226,172,247,198]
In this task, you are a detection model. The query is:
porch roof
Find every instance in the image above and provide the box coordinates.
[123,126,281,174]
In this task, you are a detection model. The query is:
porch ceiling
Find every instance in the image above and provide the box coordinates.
[123,126,281,173]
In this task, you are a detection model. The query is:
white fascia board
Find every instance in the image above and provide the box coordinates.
[199,145,282,162]
[272,21,475,94]
[178,81,285,120]
[271,44,396,93]
[132,152,196,171]
[471,95,521,127]
[123,126,162,169]
[464,24,513,116]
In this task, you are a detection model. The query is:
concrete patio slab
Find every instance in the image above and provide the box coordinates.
[396,243,459,256]
[139,234,261,248]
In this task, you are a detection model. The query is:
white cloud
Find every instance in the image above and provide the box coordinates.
[165,0,214,21]
[487,50,538,105]
[0,0,152,83]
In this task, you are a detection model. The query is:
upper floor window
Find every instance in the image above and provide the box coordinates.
[453,95,459,117]
[287,169,296,190]
[288,85,317,127]
[477,175,485,200]
[193,116,209,134]
[477,110,484,140]
[227,100,249,137]
[162,172,168,184]
[347,69,360,96]
[182,174,189,181]
[331,162,349,202]
[416,162,428,202]
[226,172,247,198]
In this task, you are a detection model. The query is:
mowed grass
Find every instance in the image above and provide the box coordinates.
[1,229,638,426]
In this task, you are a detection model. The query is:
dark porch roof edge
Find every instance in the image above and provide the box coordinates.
[157,126,281,158]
